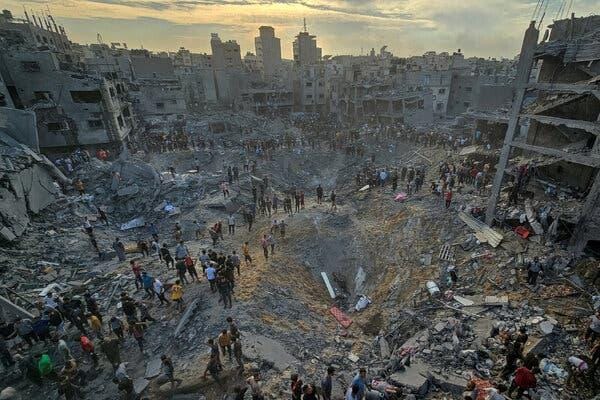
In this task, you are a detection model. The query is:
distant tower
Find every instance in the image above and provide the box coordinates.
[303,18,307,32]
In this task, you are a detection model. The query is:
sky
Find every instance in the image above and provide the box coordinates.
[6,0,598,59]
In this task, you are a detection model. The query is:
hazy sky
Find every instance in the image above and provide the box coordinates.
[7,0,598,59]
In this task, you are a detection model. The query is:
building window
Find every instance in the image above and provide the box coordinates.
[318,82,324,87]
[436,102,444,111]
[438,88,446,94]
[463,102,470,107]
[306,82,312,87]
[87,119,104,129]
[168,99,177,104]
[70,90,102,103]
[319,94,324,99]
[21,61,41,72]
[418,100,424,109]
[34,91,53,101]
[46,122,65,131]
[156,102,165,109]
[465,87,472,92]
[306,95,313,99]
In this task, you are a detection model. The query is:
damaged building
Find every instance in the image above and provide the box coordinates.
[487,15,600,255]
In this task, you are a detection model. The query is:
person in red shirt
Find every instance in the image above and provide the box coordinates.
[80,335,98,366]
[130,260,142,290]
[509,364,536,398]
[184,255,200,282]
[445,190,453,209]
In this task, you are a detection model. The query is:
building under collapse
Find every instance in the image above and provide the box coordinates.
[0,10,135,153]
[487,15,600,255]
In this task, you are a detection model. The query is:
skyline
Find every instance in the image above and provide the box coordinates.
[6,0,598,59]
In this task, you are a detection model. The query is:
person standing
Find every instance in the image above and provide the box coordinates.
[141,272,155,298]
[129,260,143,291]
[321,366,335,400]
[228,214,236,235]
[99,336,121,370]
[445,189,453,209]
[233,339,243,369]
[130,323,144,354]
[291,374,303,400]
[330,191,337,212]
[113,238,126,262]
[206,263,217,292]
[527,257,544,286]
[316,185,323,204]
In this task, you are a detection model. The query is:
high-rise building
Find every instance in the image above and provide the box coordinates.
[210,33,242,69]
[293,28,321,66]
[254,26,281,80]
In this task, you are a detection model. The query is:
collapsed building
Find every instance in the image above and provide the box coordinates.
[487,15,600,255]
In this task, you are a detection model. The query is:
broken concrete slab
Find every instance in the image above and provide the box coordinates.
[243,333,299,371]
[145,358,162,379]
[174,298,200,337]
[133,377,149,395]
[539,321,555,335]
[388,358,431,396]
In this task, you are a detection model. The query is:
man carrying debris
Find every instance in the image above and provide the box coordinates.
[526,256,544,286]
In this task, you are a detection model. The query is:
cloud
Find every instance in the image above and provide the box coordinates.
[86,0,171,10]
[7,0,600,58]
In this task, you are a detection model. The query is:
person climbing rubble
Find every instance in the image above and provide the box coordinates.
[526,256,544,286]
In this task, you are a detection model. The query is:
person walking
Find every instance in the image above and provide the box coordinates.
[153,278,170,306]
[228,213,236,235]
[160,244,175,269]
[218,329,233,362]
[242,242,252,267]
[233,339,244,369]
[157,355,182,389]
[171,280,185,312]
[175,259,189,285]
[261,235,269,260]
[185,255,200,282]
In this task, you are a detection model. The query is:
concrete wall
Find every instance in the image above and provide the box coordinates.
[131,56,176,80]
[0,107,38,150]
[476,84,514,111]
[131,83,186,117]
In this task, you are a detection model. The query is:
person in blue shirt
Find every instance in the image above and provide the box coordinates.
[351,368,367,399]
[141,272,155,299]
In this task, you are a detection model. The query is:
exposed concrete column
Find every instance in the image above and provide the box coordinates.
[485,21,539,225]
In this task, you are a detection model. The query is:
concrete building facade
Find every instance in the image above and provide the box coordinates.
[254,26,281,81]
